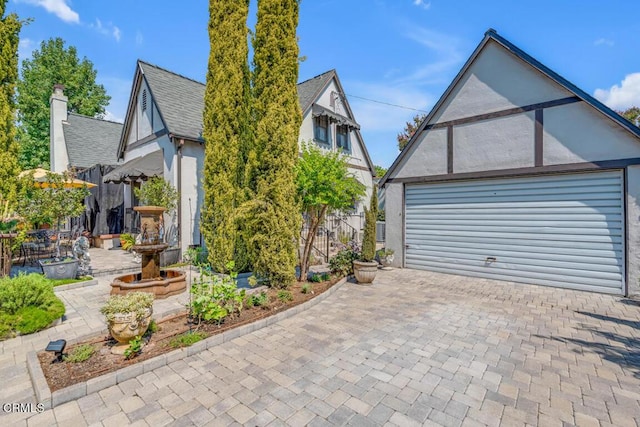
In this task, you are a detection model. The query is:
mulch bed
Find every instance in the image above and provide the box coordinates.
[38,278,340,392]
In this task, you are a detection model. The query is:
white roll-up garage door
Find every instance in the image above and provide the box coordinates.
[405,171,624,294]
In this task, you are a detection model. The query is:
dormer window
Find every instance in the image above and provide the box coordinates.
[313,115,329,145]
[142,89,147,112]
[336,125,350,153]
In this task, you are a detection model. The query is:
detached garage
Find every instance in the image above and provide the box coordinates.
[381,30,640,296]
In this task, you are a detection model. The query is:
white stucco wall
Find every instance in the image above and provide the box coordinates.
[432,40,572,123]
[393,128,448,178]
[454,112,535,173]
[50,89,69,173]
[384,183,404,267]
[544,102,640,164]
[180,141,204,250]
[626,166,640,297]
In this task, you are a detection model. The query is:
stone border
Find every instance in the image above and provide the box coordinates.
[27,277,348,409]
[52,278,98,292]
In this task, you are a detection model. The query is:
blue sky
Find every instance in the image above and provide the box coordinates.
[8,0,640,168]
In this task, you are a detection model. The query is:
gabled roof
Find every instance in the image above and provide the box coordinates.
[63,113,122,168]
[118,62,376,175]
[139,61,205,142]
[297,69,336,116]
[380,28,640,187]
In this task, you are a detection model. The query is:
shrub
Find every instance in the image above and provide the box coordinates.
[249,291,269,308]
[329,242,360,277]
[361,185,378,262]
[133,177,178,213]
[309,273,322,283]
[64,344,95,363]
[169,331,206,348]
[321,272,331,281]
[188,263,246,324]
[119,233,136,251]
[0,273,66,339]
[277,290,293,303]
[301,283,311,294]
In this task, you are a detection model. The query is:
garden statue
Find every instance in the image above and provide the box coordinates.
[72,236,91,276]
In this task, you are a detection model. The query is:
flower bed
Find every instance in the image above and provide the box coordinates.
[38,277,341,393]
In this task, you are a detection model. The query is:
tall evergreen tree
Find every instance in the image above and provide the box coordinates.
[17,37,110,169]
[202,0,251,273]
[0,0,21,202]
[246,0,302,287]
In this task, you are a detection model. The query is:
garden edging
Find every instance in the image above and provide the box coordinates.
[52,278,98,292]
[27,276,348,409]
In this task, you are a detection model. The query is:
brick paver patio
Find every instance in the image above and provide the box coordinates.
[2,268,640,426]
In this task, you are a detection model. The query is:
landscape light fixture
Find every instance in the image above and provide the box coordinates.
[45,339,66,364]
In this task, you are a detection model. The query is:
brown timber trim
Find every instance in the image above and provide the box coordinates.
[347,163,371,172]
[447,125,453,174]
[387,157,640,185]
[424,96,580,130]
[126,128,169,151]
[535,109,543,167]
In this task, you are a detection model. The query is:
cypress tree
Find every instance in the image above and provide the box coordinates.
[247,0,302,287]
[0,0,21,202]
[201,0,251,272]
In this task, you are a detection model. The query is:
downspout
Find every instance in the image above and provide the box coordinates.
[175,137,183,250]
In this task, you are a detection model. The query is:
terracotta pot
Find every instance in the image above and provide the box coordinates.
[107,308,152,354]
[353,260,378,284]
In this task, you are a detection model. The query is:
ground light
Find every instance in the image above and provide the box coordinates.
[45,339,66,363]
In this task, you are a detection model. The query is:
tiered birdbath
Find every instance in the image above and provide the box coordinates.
[110,206,186,299]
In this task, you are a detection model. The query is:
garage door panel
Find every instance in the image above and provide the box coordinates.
[406,248,622,273]
[405,171,624,294]
[416,265,623,295]
[405,243,622,267]
[405,233,623,252]
[406,256,623,289]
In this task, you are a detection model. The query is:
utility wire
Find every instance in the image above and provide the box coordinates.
[341,92,430,113]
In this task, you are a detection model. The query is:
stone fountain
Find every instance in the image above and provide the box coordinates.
[110,206,186,299]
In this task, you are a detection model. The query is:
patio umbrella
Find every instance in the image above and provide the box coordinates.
[19,168,97,189]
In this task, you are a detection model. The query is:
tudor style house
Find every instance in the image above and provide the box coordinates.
[381,29,640,297]
[102,61,375,252]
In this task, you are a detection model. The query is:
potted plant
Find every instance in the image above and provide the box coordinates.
[17,171,89,279]
[376,248,395,269]
[119,233,136,251]
[353,185,379,284]
[100,292,154,355]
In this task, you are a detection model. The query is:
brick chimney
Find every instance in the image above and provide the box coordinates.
[50,84,69,172]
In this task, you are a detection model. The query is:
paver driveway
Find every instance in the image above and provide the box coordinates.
[6,269,640,426]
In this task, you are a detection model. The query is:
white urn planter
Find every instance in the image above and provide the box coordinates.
[353,260,378,284]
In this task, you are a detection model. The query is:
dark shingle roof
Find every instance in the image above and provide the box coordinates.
[137,62,337,141]
[297,69,336,115]
[63,113,123,168]
[138,61,205,141]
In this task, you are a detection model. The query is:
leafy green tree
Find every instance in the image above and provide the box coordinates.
[245,0,302,287]
[16,171,89,258]
[296,144,365,280]
[397,113,427,151]
[618,106,640,126]
[201,0,251,273]
[0,0,21,203]
[17,37,110,169]
[374,165,387,178]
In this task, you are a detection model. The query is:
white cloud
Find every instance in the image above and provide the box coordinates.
[103,110,124,124]
[413,0,431,10]
[19,0,79,23]
[89,19,121,42]
[594,73,640,110]
[594,38,614,47]
[135,31,144,47]
[18,38,34,59]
